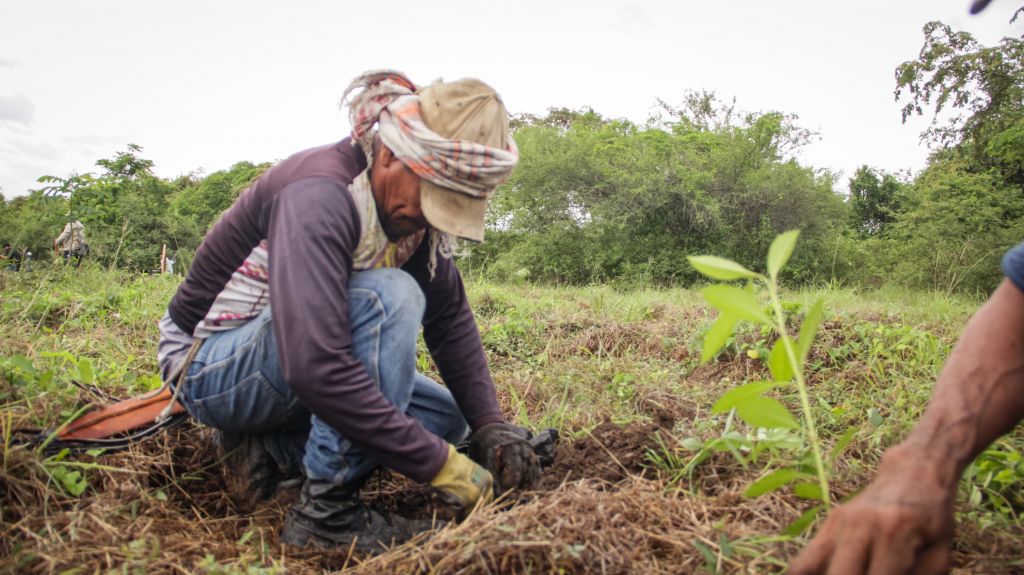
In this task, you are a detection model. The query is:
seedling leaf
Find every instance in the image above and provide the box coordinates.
[797,298,825,363]
[793,482,823,500]
[735,396,800,429]
[76,358,95,385]
[744,468,804,497]
[768,339,795,382]
[701,313,739,363]
[60,469,88,496]
[11,355,35,374]
[718,533,734,559]
[829,426,857,462]
[680,437,704,450]
[783,505,823,536]
[687,255,758,281]
[701,285,772,326]
[38,370,54,388]
[691,539,718,571]
[767,230,800,278]
[712,380,776,414]
[868,407,884,428]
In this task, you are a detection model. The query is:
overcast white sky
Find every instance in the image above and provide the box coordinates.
[1,0,1021,198]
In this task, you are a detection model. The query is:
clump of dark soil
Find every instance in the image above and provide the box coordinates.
[541,413,677,489]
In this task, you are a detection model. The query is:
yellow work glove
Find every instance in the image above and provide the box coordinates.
[430,444,494,512]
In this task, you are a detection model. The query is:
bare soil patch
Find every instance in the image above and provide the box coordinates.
[541,417,671,488]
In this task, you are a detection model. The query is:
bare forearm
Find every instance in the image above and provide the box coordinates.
[790,280,1024,575]
[890,279,1024,487]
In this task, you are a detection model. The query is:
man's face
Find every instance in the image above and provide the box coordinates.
[370,145,429,242]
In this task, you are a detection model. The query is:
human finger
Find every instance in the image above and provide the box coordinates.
[788,527,837,574]
[865,534,919,575]
[824,529,871,575]
[911,543,951,575]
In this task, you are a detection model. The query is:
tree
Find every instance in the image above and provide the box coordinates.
[872,9,1024,294]
[94,143,154,179]
[847,166,905,236]
[168,162,269,234]
[0,191,67,260]
[883,159,1024,294]
[477,99,848,285]
[895,14,1024,183]
[33,145,176,270]
[165,161,270,252]
[10,145,269,271]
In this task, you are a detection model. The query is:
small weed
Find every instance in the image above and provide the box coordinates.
[963,440,1024,517]
[482,310,542,360]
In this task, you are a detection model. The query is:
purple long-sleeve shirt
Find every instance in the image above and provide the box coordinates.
[164,138,504,483]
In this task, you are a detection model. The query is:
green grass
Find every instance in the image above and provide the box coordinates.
[1,264,1021,573]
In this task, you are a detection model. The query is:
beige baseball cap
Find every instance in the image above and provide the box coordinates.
[418,78,510,243]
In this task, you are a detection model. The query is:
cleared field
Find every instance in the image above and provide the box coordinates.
[1,267,1020,574]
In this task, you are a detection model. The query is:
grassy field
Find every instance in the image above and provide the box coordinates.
[1,265,1022,573]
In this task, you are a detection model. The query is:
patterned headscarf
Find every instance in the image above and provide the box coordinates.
[341,69,519,199]
[341,69,518,277]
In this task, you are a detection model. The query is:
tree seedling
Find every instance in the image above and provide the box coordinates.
[688,230,830,518]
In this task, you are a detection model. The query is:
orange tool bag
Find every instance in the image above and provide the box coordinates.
[58,385,187,441]
[18,341,200,454]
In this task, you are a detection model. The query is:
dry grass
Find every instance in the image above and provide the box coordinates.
[0,412,798,574]
[3,401,1021,574]
[350,479,800,575]
[1,274,1021,573]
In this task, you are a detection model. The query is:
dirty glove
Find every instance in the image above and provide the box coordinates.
[430,444,494,512]
[468,422,541,494]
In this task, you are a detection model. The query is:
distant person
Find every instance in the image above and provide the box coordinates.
[53,217,87,267]
[1,243,22,271]
[157,70,539,552]
[790,241,1024,574]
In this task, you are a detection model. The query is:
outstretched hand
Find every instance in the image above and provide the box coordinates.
[468,422,541,494]
[789,455,955,575]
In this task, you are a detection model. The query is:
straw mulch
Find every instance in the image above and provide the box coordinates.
[3,416,1022,574]
[349,477,799,574]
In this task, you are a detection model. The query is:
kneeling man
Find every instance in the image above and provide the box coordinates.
[157,70,540,551]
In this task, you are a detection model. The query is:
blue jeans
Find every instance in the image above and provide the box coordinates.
[179,268,468,487]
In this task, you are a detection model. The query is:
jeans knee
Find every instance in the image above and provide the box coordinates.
[353,269,425,325]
